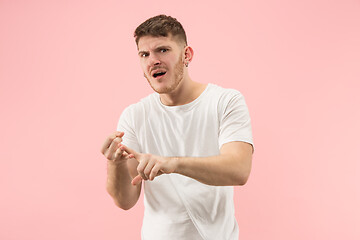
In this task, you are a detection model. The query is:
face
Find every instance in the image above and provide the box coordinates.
[137,35,186,94]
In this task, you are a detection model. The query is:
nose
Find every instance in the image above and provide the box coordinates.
[148,54,161,66]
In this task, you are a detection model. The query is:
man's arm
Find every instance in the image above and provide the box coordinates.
[101,131,141,210]
[120,141,253,186]
[175,141,252,186]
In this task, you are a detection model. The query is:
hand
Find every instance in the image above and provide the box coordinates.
[119,144,178,185]
[100,131,131,163]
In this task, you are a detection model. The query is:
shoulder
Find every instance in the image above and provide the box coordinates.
[117,93,158,130]
[121,93,158,116]
[207,83,245,106]
[208,83,243,97]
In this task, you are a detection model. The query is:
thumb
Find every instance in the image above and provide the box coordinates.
[131,174,142,185]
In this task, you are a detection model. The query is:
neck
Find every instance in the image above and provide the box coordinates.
[159,75,207,106]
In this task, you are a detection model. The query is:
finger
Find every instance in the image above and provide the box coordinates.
[136,158,149,180]
[100,132,124,152]
[104,139,123,160]
[149,163,162,181]
[131,174,143,185]
[100,136,116,154]
[120,144,139,159]
[114,147,124,160]
[143,160,156,180]
[100,132,123,154]
[125,153,135,159]
[115,131,124,138]
[107,137,124,157]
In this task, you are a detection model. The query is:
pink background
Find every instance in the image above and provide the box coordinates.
[1,0,359,239]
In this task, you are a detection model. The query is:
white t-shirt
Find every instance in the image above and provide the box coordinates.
[117,83,254,240]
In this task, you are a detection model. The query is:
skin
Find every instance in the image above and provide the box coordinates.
[100,34,253,210]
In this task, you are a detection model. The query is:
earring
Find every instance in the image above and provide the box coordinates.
[185,62,189,67]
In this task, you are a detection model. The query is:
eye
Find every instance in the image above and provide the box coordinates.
[139,51,149,58]
[160,48,168,53]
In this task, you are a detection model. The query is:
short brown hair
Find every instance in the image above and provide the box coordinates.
[134,15,187,46]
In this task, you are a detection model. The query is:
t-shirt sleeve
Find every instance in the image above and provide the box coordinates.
[218,91,254,152]
[116,106,141,153]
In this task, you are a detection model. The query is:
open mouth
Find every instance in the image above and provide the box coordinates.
[152,71,166,78]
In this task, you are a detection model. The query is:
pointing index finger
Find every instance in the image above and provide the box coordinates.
[119,144,139,158]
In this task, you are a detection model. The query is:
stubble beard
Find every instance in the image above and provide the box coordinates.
[145,55,184,94]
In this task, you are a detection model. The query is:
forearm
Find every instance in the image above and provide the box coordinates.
[174,154,251,186]
[106,160,140,210]
[120,141,253,187]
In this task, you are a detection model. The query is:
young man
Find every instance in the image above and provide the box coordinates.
[100,15,254,240]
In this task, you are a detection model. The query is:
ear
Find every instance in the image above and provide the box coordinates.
[184,46,194,65]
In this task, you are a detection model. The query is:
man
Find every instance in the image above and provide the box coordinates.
[100,15,254,240]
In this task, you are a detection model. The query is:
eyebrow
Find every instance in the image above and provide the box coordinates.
[138,45,172,56]
[155,45,172,51]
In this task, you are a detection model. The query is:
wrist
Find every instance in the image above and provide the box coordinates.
[172,157,181,174]
[107,159,128,168]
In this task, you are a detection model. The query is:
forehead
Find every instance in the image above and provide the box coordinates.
[137,35,180,51]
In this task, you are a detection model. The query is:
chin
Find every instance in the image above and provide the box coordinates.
[146,73,183,94]
[151,85,174,94]
[146,81,171,94]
